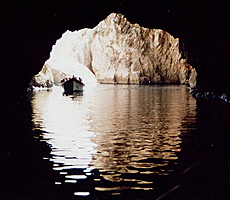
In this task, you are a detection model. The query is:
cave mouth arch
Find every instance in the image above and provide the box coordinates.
[45,58,97,88]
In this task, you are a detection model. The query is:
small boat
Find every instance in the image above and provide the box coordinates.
[61,76,85,95]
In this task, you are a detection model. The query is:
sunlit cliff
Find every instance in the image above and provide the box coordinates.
[30,13,197,88]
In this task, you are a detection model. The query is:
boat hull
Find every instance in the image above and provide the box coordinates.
[62,78,85,95]
[73,80,84,92]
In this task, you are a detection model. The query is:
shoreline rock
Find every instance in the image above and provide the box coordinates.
[190,89,230,103]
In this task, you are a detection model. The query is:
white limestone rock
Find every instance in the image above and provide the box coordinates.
[31,13,197,87]
[30,64,54,88]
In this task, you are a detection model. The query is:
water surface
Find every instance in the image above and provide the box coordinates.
[28,85,229,199]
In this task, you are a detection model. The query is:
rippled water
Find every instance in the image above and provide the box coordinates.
[29,85,229,199]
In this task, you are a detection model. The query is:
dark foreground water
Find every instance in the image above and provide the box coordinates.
[1,85,229,199]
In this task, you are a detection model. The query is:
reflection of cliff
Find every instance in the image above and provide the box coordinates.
[30,85,197,187]
[89,85,197,183]
[31,13,197,88]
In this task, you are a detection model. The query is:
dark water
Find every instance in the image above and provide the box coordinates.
[1,85,229,199]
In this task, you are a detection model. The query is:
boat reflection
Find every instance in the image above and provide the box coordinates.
[62,90,84,97]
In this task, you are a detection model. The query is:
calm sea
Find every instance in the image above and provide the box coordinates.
[1,85,229,199]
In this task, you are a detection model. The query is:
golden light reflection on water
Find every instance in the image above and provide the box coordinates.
[31,85,197,193]
[89,86,197,178]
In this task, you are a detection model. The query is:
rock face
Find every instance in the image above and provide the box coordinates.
[31,13,197,87]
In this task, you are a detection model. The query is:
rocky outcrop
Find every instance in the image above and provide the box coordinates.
[31,13,197,87]
[190,89,230,103]
[30,65,54,88]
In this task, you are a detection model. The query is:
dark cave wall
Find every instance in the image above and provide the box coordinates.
[170,1,230,94]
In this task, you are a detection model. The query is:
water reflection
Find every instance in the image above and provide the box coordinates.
[89,85,197,187]
[31,87,97,173]
[30,85,197,196]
